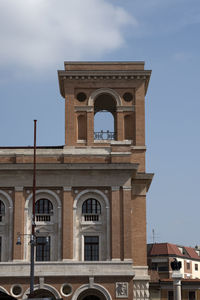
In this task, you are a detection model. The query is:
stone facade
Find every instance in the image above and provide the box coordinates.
[0,62,153,300]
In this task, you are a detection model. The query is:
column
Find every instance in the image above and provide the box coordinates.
[65,87,75,146]
[13,187,25,260]
[62,187,73,259]
[116,111,124,141]
[111,186,121,260]
[135,82,145,146]
[87,108,94,145]
[122,186,132,260]
[172,272,183,300]
[131,183,147,266]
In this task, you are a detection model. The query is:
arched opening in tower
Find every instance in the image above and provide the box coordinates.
[94,93,116,140]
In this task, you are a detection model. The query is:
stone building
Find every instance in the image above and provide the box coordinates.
[0,62,153,300]
[148,243,200,300]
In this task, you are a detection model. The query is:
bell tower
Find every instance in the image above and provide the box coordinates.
[58,62,150,149]
[58,61,153,300]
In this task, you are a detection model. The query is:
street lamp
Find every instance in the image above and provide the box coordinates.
[16,231,50,297]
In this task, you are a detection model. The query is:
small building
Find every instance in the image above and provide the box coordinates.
[0,61,153,300]
[147,243,200,300]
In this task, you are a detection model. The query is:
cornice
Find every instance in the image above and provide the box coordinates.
[58,70,151,98]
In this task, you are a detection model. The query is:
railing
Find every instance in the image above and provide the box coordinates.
[83,214,100,222]
[36,214,52,222]
[94,131,116,140]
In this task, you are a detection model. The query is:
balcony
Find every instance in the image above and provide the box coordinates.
[94,131,116,140]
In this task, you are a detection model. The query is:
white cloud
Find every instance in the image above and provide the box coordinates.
[0,0,136,74]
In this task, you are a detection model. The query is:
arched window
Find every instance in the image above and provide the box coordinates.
[94,93,116,140]
[82,198,101,222]
[0,200,5,222]
[35,199,53,222]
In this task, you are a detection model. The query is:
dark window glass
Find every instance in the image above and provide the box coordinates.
[36,237,50,261]
[0,200,5,222]
[189,291,196,300]
[195,264,198,271]
[168,291,173,300]
[84,236,99,261]
[151,263,157,270]
[82,199,101,214]
[158,265,169,271]
[187,262,190,269]
[35,199,53,222]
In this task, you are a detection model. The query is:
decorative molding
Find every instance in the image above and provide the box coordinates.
[75,106,93,112]
[89,277,94,288]
[88,88,122,107]
[71,283,112,300]
[59,70,151,81]
[0,189,13,261]
[63,186,72,192]
[39,277,44,289]
[14,186,23,192]
[23,283,61,300]
[131,146,147,150]
[132,184,146,196]
[111,186,120,191]
[0,286,9,295]
[0,261,134,277]
[116,282,128,298]
[122,186,131,191]
[133,280,149,300]
[73,189,110,261]
[117,106,134,112]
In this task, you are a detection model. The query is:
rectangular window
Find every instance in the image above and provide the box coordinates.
[36,237,50,261]
[84,236,99,261]
[189,291,196,300]
[187,262,190,269]
[168,291,173,300]
[195,264,198,271]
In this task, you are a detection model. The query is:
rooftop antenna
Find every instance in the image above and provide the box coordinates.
[152,229,155,244]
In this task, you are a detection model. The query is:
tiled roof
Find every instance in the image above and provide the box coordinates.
[148,243,183,256]
[184,246,200,259]
[148,243,200,260]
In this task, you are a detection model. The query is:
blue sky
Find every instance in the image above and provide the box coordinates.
[0,0,199,247]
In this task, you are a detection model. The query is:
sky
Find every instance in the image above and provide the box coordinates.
[0,0,200,247]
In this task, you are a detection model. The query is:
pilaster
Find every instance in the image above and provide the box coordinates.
[65,87,75,145]
[62,187,73,259]
[87,110,94,145]
[111,186,121,260]
[122,187,132,260]
[116,111,124,141]
[13,187,25,260]
[135,82,145,146]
